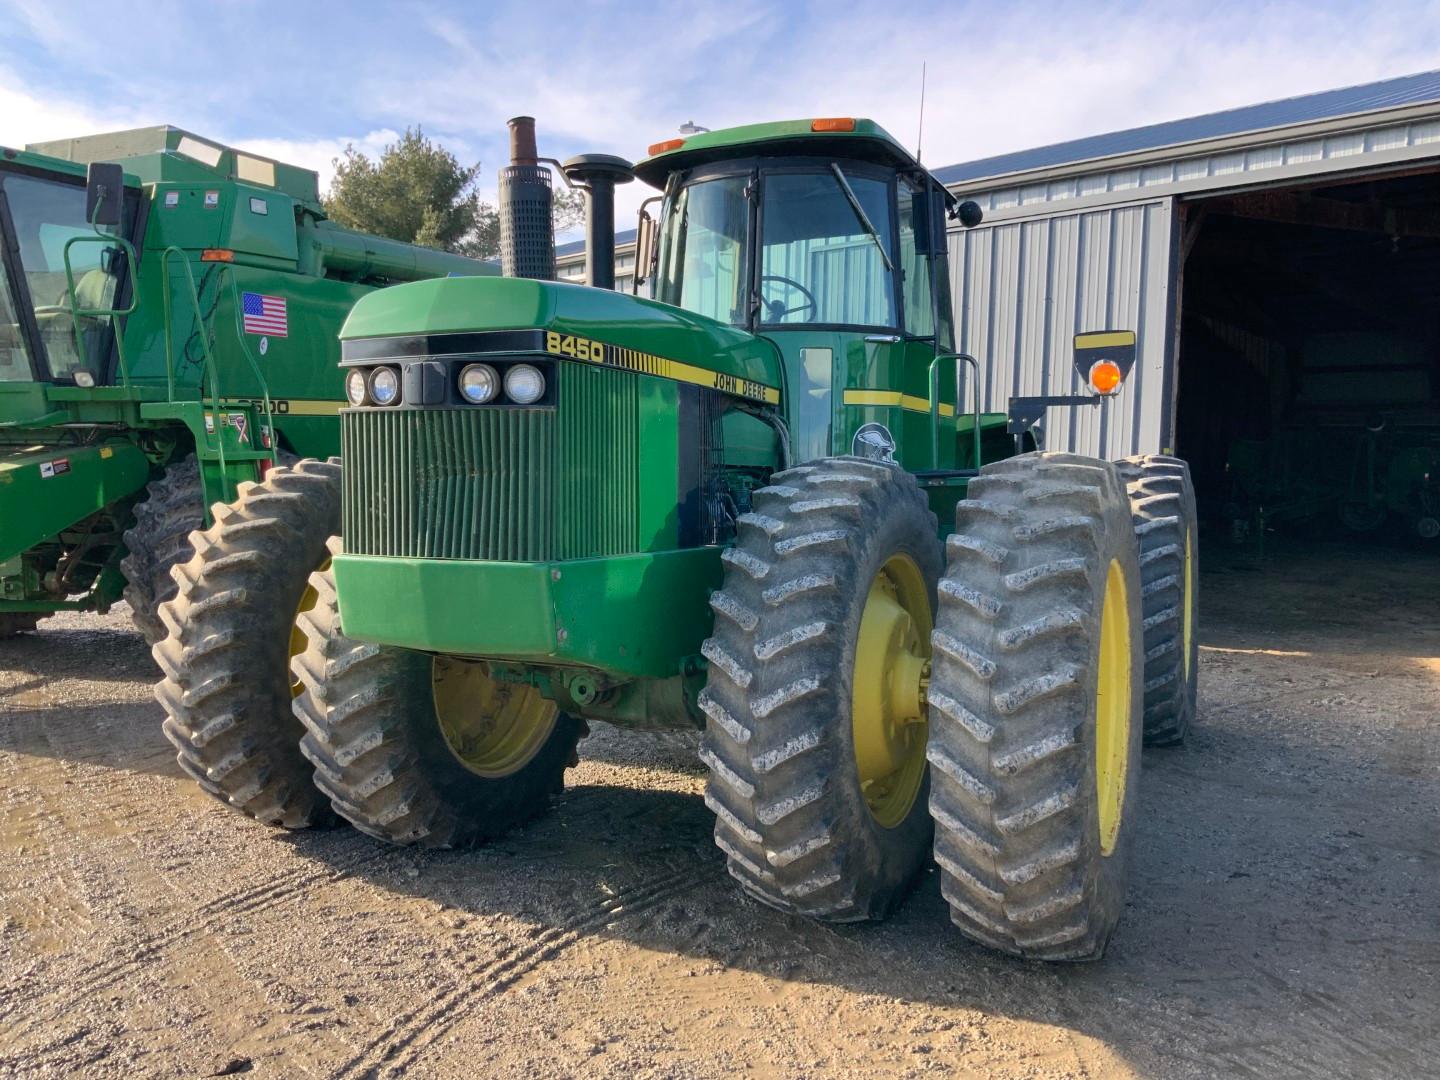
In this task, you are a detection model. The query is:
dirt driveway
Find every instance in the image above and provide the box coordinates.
[1,540,1437,1079]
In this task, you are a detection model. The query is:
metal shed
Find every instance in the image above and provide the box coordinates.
[936,69,1440,461]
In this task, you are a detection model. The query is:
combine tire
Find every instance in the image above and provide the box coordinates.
[1116,455,1199,746]
[700,456,941,922]
[0,613,40,638]
[928,452,1143,960]
[293,537,583,848]
[152,459,342,827]
[121,455,203,644]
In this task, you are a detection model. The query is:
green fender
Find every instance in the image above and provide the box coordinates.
[0,440,151,562]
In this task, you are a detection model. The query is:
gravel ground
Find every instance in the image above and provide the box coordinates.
[0,539,1436,1079]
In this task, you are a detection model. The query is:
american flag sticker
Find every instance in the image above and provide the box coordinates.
[242,292,288,338]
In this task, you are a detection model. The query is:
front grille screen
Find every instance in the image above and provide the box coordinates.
[342,363,642,561]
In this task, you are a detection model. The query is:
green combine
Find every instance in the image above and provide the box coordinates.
[0,126,491,642]
[154,117,1200,960]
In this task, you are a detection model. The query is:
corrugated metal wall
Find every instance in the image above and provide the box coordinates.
[950,196,1175,459]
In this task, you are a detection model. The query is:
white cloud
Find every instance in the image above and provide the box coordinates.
[0,69,150,149]
[4,0,1440,239]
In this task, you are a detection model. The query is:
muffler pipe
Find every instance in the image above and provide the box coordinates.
[499,116,555,280]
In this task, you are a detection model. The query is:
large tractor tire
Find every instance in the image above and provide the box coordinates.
[1116,455,1199,746]
[699,456,941,922]
[0,613,40,638]
[151,459,342,828]
[927,452,1143,961]
[292,537,584,848]
[121,454,203,645]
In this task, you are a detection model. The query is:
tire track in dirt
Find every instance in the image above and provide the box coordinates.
[0,701,390,1042]
[0,849,391,1034]
[333,864,718,1078]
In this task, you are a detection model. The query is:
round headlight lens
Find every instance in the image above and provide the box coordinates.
[459,363,499,404]
[504,364,546,405]
[345,368,369,406]
[369,366,400,406]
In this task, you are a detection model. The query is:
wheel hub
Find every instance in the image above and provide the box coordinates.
[852,554,932,828]
[289,558,327,699]
[1094,558,1133,856]
[432,657,558,778]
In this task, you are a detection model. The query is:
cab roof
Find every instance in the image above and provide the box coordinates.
[632,117,942,192]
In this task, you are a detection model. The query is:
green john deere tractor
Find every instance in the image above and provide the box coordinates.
[154,117,1199,960]
[0,126,491,643]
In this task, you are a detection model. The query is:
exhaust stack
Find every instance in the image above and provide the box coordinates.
[499,116,555,280]
[561,154,634,291]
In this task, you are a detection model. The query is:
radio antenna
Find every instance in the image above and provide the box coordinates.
[916,61,927,163]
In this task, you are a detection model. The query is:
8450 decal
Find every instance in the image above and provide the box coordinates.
[545,331,605,363]
[543,329,779,404]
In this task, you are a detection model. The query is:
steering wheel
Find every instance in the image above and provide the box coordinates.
[760,274,818,323]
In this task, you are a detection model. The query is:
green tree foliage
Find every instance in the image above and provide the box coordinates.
[324,127,590,261]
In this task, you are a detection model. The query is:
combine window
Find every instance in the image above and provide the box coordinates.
[0,172,132,384]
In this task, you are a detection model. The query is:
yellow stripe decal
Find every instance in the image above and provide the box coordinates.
[1075,330,1136,350]
[843,389,955,417]
[222,398,342,416]
[544,331,780,405]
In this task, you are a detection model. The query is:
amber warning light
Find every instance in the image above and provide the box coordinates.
[1072,330,1136,397]
[811,117,856,132]
[647,138,685,156]
[1088,360,1124,396]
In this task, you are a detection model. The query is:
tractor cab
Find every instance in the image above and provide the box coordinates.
[633,118,990,469]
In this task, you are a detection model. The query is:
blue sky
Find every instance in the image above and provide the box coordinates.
[3,0,1440,234]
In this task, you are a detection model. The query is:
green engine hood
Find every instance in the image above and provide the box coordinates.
[340,276,782,402]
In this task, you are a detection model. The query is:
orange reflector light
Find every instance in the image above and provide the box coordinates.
[647,138,685,156]
[811,117,857,132]
[1089,360,1124,395]
[201,249,234,262]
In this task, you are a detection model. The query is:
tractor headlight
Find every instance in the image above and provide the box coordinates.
[345,368,370,406]
[504,363,545,405]
[459,363,499,404]
[368,366,400,406]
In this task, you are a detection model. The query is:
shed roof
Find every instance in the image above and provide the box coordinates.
[933,69,1440,186]
[556,227,637,259]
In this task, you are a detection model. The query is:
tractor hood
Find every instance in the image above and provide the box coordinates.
[339,276,782,405]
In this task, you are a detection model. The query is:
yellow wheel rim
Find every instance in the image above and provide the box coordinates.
[851,554,933,829]
[289,558,327,699]
[1095,558,1133,856]
[432,656,558,778]
[1183,527,1195,682]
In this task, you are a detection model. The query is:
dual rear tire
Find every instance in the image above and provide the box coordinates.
[702,451,1170,959]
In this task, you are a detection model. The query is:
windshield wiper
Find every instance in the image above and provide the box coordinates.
[830,164,893,272]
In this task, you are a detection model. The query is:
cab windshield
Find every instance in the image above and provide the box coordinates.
[0,171,130,383]
[655,165,899,332]
[759,169,895,328]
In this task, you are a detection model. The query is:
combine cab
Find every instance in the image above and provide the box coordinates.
[154,117,1200,960]
[0,127,492,642]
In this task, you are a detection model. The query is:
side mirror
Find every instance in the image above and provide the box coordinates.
[633,195,662,293]
[85,162,125,227]
[955,200,984,229]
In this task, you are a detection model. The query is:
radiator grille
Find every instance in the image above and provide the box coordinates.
[342,363,642,561]
[554,362,640,559]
